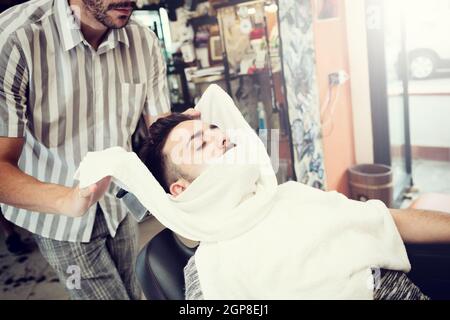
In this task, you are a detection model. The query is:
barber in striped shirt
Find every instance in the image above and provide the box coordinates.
[0,0,198,299]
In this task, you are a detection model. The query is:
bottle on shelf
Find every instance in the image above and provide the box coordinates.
[257,101,267,130]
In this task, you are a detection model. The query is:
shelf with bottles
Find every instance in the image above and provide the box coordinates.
[178,1,282,94]
[213,0,294,183]
[215,0,281,80]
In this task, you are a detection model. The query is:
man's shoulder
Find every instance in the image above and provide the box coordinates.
[0,0,53,44]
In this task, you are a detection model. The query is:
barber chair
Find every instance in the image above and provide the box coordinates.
[136,228,197,300]
[117,189,450,300]
[405,243,450,299]
[116,189,198,300]
[406,193,450,299]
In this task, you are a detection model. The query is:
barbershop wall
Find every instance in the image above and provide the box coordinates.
[312,0,356,195]
[278,0,327,190]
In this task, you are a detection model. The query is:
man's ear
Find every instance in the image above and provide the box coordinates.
[169,179,190,197]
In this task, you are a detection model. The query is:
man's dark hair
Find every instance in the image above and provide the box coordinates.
[139,113,193,193]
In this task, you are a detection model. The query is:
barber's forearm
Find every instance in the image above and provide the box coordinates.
[0,161,71,215]
[391,208,450,244]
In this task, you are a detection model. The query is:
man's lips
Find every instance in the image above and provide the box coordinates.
[112,8,133,15]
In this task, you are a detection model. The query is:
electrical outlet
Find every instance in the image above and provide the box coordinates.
[328,70,349,86]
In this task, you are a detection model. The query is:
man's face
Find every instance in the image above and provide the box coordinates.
[82,0,136,29]
[163,120,235,187]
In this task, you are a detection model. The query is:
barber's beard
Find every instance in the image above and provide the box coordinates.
[82,0,136,29]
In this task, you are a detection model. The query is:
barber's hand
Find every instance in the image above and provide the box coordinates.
[182,108,201,119]
[61,176,112,218]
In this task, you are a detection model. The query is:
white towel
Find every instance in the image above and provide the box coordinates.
[75,84,410,299]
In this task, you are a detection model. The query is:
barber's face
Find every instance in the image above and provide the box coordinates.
[82,0,137,29]
[164,120,235,182]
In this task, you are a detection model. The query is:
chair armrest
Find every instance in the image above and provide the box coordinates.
[405,243,450,299]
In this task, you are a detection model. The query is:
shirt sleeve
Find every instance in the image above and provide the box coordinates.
[0,33,28,137]
[142,30,171,118]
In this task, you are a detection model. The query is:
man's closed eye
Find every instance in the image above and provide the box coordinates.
[195,125,219,151]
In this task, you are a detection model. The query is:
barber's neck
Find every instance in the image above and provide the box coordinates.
[69,0,109,50]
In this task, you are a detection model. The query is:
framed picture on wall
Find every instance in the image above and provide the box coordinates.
[209,35,223,62]
[316,0,340,20]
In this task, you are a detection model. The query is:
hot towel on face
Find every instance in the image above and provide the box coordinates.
[75,85,410,299]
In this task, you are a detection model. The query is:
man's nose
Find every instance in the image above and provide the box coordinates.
[221,135,228,147]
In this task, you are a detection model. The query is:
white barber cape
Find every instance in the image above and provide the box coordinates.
[75,84,410,299]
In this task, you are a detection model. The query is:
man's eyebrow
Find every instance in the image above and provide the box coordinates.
[188,129,203,145]
[187,125,219,146]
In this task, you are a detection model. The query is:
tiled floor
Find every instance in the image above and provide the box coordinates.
[0,216,165,300]
[412,159,450,195]
[0,236,66,300]
[0,159,448,300]
[399,159,450,208]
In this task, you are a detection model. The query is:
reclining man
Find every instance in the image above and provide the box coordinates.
[77,85,450,300]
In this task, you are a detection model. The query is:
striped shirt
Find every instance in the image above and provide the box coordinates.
[0,0,170,242]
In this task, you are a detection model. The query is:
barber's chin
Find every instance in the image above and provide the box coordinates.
[111,19,129,28]
[106,13,131,28]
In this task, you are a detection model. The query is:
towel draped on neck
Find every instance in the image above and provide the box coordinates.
[75,84,410,299]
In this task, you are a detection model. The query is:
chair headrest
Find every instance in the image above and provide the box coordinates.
[136,228,197,300]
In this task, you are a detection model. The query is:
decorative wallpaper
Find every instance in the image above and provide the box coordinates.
[278,0,327,189]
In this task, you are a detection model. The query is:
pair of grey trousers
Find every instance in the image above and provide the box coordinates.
[34,206,141,300]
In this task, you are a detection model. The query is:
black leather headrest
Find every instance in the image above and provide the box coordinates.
[136,229,197,300]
